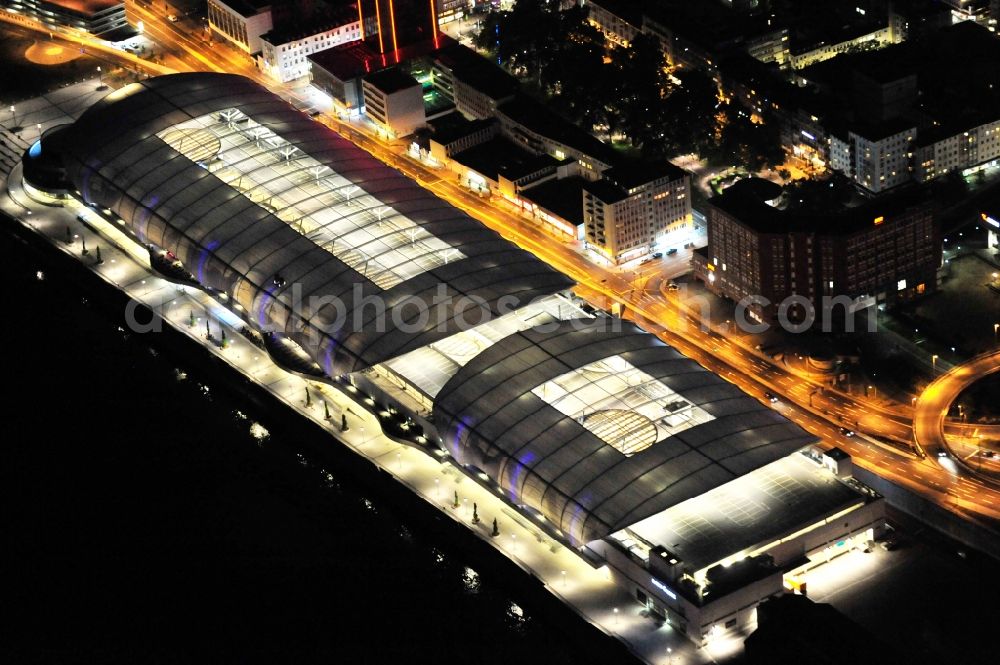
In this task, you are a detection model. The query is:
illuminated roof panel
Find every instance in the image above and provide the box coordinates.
[626,453,866,574]
[434,320,818,544]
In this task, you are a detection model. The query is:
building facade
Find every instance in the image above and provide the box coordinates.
[583,164,691,265]
[362,68,426,138]
[913,119,1000,182]
[259,14,363,82]
[847,122,916,194]
[207,0,274,54]
[2,0,128,37]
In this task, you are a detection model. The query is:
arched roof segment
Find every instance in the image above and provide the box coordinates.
[433,320,817,544]
[58,73,572,374]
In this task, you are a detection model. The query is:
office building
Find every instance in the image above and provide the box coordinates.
[694,179,939,324]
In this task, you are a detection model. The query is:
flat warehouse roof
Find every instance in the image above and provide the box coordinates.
[626,453,866,573]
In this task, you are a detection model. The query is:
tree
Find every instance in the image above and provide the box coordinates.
[305,388,311,407]
[341,413,349,432]
[715,102,783,171]
[454,490,460,509]
[492,518,500,537]
[472,502,480,524]
[324,400,331,420]
[660,69,719,158]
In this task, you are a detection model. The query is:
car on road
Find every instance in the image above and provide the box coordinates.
[666,248,678,255]
[651,252,663,259]
[880,536,901,551]
[937,450,949,458]
[839,427,855,437]
[763,392,778,403]
[167,14,178,22]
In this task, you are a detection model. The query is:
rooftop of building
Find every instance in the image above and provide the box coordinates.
[587,0,644,26]
[433,42,519,102]
[307,40,380,80]
[308,34,456,82]
[259,2,358,45]
[640,0,779,51]
[211,0,272,19]
[800,21,1000,136]
[434,319,818,543]
[604,160,688,190]
[708,177,932,236]
[848,117,916,142]
[498,94,620,168]
[626,452,869,575]
[786,1,887,55]
[363,67,420,95]
[451,136,548,182]
[582,178,631,204]
[427,112,497,146]
[521,177,588,227]
[45,0,123,14]
[499,154,566,182]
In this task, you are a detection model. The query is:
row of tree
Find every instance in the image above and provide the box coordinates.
[474,1,783,169]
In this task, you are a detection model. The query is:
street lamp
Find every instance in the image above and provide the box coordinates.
[97,65,105,89]
[868,385,876,400]
[36,123,42,143]
[994,323,999,343]
[613,607,619,625]
[932,354,939,372]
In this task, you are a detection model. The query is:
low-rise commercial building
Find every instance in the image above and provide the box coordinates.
[362,67,426,138]
[431,43,518,120]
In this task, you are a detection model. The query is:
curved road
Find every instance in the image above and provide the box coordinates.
[915,349,1000,482]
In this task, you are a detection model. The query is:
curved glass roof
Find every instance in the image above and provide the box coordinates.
[433,320,817,545]
[58,73,573,374]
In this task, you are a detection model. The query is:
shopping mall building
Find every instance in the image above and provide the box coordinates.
[19,73,886,644]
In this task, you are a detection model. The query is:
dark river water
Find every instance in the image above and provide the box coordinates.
[0,225,631,664]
